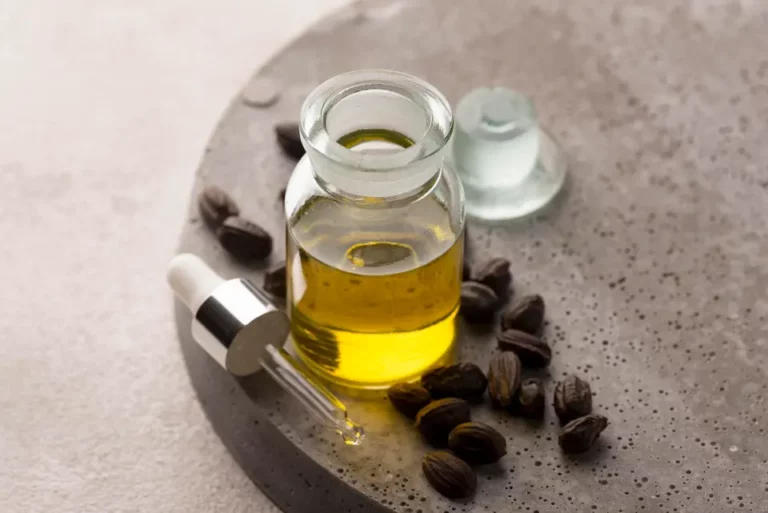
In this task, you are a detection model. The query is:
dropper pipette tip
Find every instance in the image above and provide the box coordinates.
[339,417,366,446]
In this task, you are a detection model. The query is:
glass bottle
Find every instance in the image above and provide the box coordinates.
[284,70,465,390]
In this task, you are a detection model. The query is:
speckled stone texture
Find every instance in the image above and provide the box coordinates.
[177,0,768,511]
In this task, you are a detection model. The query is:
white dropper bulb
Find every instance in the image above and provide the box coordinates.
[167,253,225,312]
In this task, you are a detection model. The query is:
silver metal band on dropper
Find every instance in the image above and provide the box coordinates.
[192,278,284,376]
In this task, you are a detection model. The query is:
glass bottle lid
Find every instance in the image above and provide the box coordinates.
[452,87,567,221]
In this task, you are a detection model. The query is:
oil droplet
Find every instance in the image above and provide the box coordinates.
[339,418,366,446]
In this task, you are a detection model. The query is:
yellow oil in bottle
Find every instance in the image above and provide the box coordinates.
[286,129,463,389]
[287,200,462,389]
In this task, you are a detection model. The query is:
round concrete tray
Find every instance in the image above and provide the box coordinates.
[174,0,768,511]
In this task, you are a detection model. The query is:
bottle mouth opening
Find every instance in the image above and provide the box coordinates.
[300,70,454,173]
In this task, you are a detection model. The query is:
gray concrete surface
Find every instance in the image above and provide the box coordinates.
[178,1,768,511]
[0,1,348,512]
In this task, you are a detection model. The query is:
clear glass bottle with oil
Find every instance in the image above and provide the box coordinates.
[284,70,465,390]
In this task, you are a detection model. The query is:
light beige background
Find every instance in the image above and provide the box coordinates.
[0,1,349,511]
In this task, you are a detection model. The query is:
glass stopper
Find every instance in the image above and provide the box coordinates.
[452,87,567,221]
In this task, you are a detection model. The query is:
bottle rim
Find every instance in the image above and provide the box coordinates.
[299,70,454,181]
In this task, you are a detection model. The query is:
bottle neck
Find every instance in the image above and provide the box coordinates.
[299,70,453,200]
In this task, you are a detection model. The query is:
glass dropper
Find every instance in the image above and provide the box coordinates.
[167,253,365,446]
[260,344,364,445]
